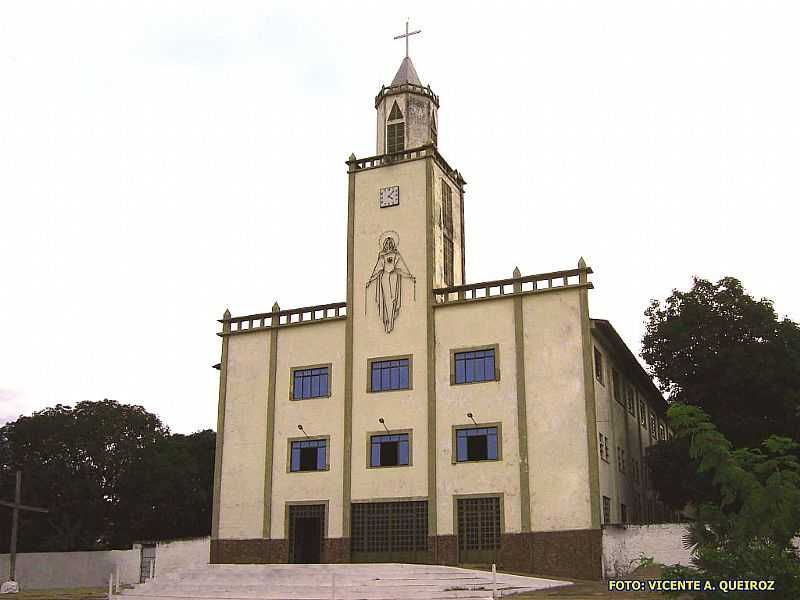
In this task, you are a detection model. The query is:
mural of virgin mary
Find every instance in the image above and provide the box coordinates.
[365,231,416,333]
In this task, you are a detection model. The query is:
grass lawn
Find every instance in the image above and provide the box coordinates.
[5,587,108,600]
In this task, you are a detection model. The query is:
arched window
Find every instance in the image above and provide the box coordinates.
[386,101,405,153]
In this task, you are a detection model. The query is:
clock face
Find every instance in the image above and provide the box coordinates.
[379,186,400,208]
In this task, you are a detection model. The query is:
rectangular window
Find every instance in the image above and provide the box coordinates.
[455,426,499,462]
[617,446,626,472]
[289,438,327,472]
[612,369,622,404]
[594,348,604,385]
[626,386,636,416]
[599,433,609,462]
[602,496,611,524]
[649,412,657,439]
[351,501,428,554]
[658,423,666,441]
[386,122,404,153]
[369,357,411,392]
[453,348,497,384]
[291,365,330,400]
[370,433,410,467]
[621,503,628,523]
[639,399,647,427]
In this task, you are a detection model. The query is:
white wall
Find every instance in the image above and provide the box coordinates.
[149,537,209,576]
[0,549,139,590]
[602,524,693,578]
[0,536,210,590]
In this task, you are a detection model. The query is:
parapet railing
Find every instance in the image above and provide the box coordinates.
[347,145,465,187]
[219,301,347,335]
[432,266,592,306]
[375,82,440,107]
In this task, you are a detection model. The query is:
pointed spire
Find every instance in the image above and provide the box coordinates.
[272,301,280,312]
[513,266,521,278]
[223,308,231,319]
[578,257,587,269]
[391,56,422,86]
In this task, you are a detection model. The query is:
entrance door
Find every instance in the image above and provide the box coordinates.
[457,496,501,565]
[139,544,156,583]
[288,504,325,563]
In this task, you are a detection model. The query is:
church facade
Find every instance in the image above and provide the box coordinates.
[210,54,673,580]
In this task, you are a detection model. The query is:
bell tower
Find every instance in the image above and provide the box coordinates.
[375,26,440,155]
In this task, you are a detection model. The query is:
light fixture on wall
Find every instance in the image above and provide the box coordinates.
[297,424,310,438]
[378,417,389,432]
[467,412,478,425]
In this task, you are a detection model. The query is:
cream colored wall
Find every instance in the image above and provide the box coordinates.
[592,336,617,522]
[434,299,521,534]
[218,330,270,539]
[523,290,594,531]
[350,159,430,502]
[269,319,346,538]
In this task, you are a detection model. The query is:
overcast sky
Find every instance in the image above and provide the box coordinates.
[2,1,798,434]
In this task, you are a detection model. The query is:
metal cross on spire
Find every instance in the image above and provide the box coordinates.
[393,20,421,58]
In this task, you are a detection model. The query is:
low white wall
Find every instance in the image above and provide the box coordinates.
[150,536,209,576]
[0,536,210,590]
[602,523,693,578]
[0,549,139,590]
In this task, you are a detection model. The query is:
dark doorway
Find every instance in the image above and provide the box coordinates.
[288,504,325,563]
[457,496,501,565]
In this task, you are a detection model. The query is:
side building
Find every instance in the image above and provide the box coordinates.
[210,54,675,581]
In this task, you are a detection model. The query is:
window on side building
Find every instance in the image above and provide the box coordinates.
[289,438,328,472]
[612,369,623,405]
[621,503,628,523]
[602,496,611,524]
[638,399,647,427]
[453,347,497,384]
[594,348,604,385]
[369,433,410,467]
[626,386,636,416]
[455,426,500,462]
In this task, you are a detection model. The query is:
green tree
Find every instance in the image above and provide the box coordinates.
[641,277,800,508]
[0,400,215,551]
[661,404,800,599]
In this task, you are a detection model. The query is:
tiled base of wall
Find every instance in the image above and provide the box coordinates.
[210,529,602,580]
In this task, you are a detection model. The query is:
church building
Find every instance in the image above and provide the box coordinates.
[210,40,673,580]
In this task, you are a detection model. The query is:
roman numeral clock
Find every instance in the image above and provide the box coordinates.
[379,186,400,208]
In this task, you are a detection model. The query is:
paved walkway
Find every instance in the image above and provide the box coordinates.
[116,564,570,600]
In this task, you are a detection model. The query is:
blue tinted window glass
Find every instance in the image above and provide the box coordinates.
[381,368,390,390]
[317,442,327,470]
[398,439,409,465]
[453,349,496,384]
[372,369,381,392]
[371,442,381,467]
[487,429,498,460]
[486,355,495,379]
[291,446,300,471]
[455,359,465,384]
[456,435,468,461]
[391,367,399,388]
[293,367,330,399]
[303,377,311,398]
[321,372,329,396]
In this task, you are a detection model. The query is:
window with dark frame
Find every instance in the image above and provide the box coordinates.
[639,399,647,427]
[658,423,666,441]
[612,369,622,404]
[598,432,609,462]
[370,358,410,392]
[617,446,626,472]
[594,348,604,385]
[455,427,498,462]
[386,101,405,153]
[649,412,657,439]
[626,386,636,416]
[602,495,611,524]
[621,503,628,523]
[453,348,496,384]
[370,433,410,467]
[292,366,329,400]
[290,438,327,472]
